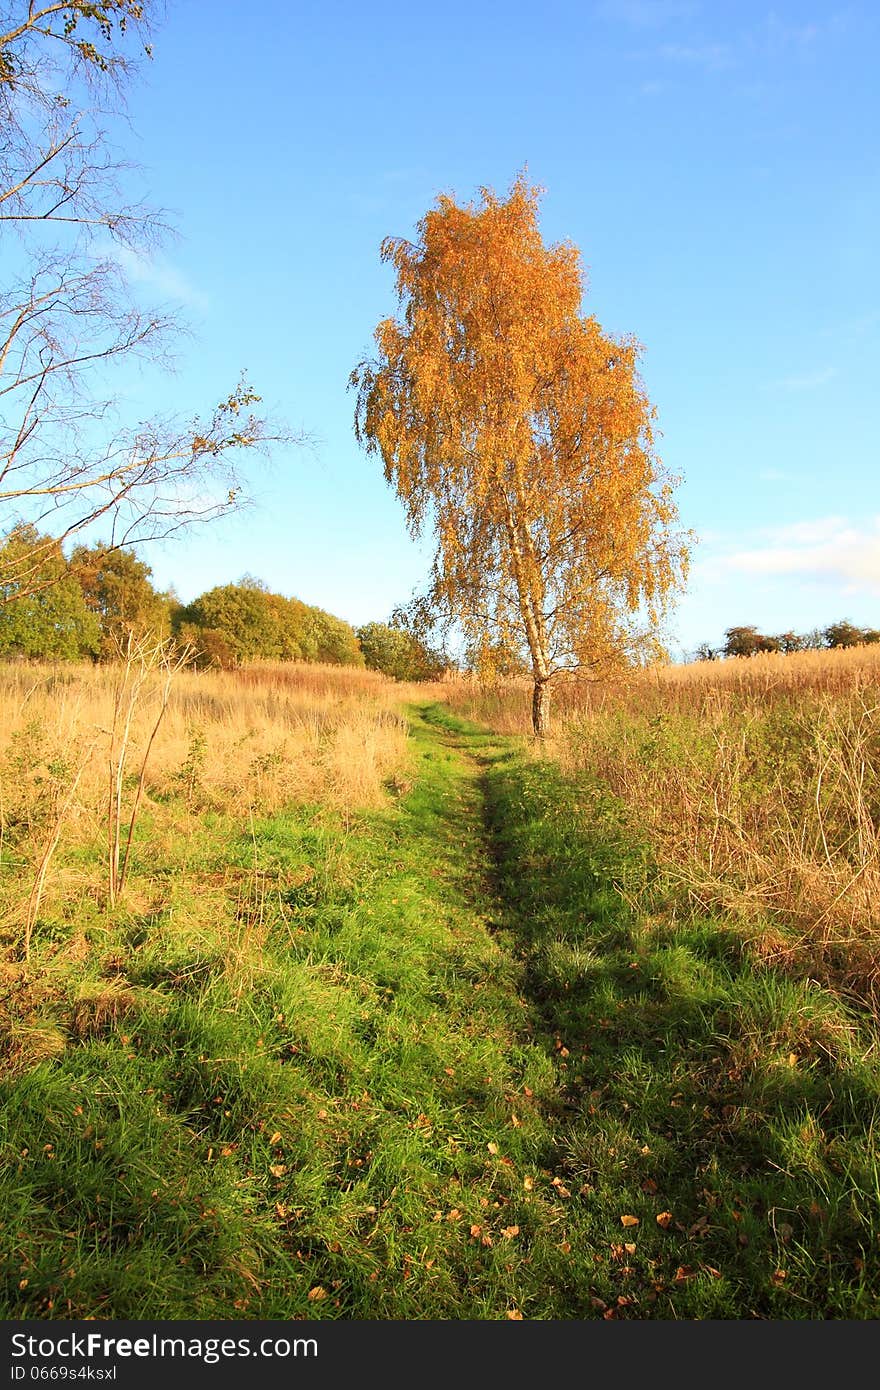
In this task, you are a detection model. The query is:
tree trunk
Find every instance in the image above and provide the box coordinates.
[532,678,551,738]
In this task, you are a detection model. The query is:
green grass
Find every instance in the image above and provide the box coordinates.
[2,703,880,1317]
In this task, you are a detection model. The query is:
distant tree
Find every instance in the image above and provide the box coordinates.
[693,642,720,662]
[264,593,304,661]
[801,628,826,650]
[71,544,171,656]
[755,633,781,654]
[174,583,281,665]
[723,626,762,658]
[305,608,365,667]
[174,581,365,670]
[0,525,100,658]
[862,629,880,646]
[774,631,805,654]
[824,620,869,649]
[357,621,446,681]
[352,175,688,736]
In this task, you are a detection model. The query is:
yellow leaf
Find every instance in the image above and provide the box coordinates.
[523,1176,534,1191]
[487,1142,499,1155]
[501,1225,520,1239]
[269,1164,286,1178]
[269,1131,282,1145]
[656,1211,673,1229]
[307,1286,327,1301]
[620,1214,639,1228]
[507,1310,523,1320]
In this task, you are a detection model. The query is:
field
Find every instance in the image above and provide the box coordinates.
[2,650,880,1318]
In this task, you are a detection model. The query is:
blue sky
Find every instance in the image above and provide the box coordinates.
[109,0,878,658]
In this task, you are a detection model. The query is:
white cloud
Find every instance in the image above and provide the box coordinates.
[104,243,210,311]
[771,365,838,391]
[703,516,880,593]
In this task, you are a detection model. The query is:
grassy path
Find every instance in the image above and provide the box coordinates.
[3,703,880,1318]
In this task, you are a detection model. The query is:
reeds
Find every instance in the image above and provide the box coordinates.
[444,647,880,1003]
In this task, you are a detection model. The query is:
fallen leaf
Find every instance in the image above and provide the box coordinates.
[620,1214,639,1228]
[307,1286,327,1301]
[523,1176,534,1191]
[772,1269,787,1284]
[470,1224,482,1238]
[487,1142,499,1156]
[446,1208,462,1222]
[641,1178,658,1194]
[269,1164,286,1178]
[673,1266,696,1283]
[269,1131,282,1145]
[656,1211,673,1229]
[787,1053,798,1067]
[507,1310,523,1320]
[624,1242,637,1255]
[511,1114,521,1128]
[501,1225,520,1239]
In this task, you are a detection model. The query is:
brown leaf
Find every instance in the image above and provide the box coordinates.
[501,1225,520,1239]
[641,1178,658,1194]
[620,1214,639,1228]
[269,1164,286,1178]
[673,1265,696,1283]
[656,1211,673,1229]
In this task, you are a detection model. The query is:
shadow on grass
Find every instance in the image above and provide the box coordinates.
[477,738,880,1317]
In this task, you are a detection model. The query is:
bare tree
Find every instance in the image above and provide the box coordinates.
[0,2,297,600]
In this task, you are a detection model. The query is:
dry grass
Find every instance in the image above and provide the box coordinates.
[0,660,427,962]
[444,647,880,1004]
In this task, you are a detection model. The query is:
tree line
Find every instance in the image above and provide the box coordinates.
[0,525,445,680]
[695,622,880,661]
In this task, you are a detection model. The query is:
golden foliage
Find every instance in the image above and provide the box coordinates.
[353,175,689,730]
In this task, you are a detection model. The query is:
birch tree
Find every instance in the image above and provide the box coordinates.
[352,176,689,735]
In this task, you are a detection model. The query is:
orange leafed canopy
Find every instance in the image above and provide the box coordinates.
[352,176,688,712]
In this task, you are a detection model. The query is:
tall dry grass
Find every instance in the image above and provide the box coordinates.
[445,647,880,1003]
[0,659,425,963]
